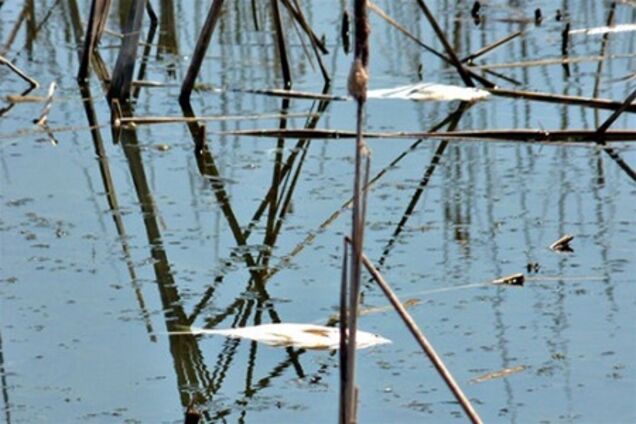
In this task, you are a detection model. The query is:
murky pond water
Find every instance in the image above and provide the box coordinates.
[1,1,635,423]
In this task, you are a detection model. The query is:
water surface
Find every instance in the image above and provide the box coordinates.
[1,1,635,423]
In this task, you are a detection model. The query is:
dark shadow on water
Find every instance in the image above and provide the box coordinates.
[144,87,335,416]
[116,102,214,408]
[78,83,156,342]
[374,101,471,272]
[0,329,11,424]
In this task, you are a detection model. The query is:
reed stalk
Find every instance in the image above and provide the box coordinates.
[179,0,224,105]
[356,248,483,424]
[107,0,146,101]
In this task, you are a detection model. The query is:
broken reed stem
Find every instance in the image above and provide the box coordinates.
[270,0,292,89]
[357,249,483,424]
[0,55,39,88]
[179,0,224,105]
[414,0,474,87]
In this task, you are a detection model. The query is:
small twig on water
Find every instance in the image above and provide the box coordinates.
[550,235,574,252]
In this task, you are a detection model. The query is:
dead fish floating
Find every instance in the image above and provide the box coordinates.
[169,323,391,350]
[367,83,491,102]
[569,23,636,36]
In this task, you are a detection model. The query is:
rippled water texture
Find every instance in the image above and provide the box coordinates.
[1,1,635,423]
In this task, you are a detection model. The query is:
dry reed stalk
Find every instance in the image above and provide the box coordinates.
[340,0,371,422]
[107,0,146,101]
[265,105,471,282]
[282,0,328,54]
[475,53,636,70]
[338,237,349,424]
[240,87,346,101]
[77,0,111,81]
[414,0,474,86]
[561,22,572,76]
[461,30,523,63]
[179,0,224,105]
[0,55,38,88]
[367,1,494,87]
[595,88,636,182]
[220,128,636,142]
[593,3,617,99]
[486,87,636,112]
[281,0,330,83]
[132,1,157,99]
[1,4,28,55]
[113,111,319,128]
[270,0,292,89]
[357,248,483,424]
[596,89,636,136]
[250,0,260,31]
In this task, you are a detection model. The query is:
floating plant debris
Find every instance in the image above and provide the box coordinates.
[169,323,391,350]
[550,234,574,252]
[492,273,525,286]
[470,365,527,384]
